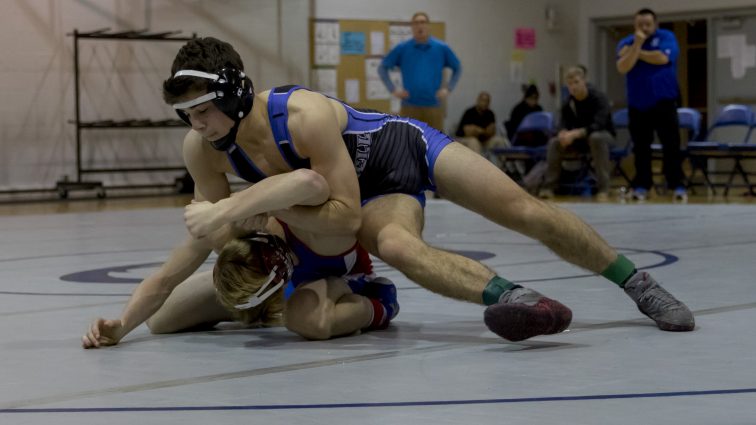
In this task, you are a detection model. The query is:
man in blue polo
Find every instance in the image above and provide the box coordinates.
[378,11,461,132]
[617,8,686,201]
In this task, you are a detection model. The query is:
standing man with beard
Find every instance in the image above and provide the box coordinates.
[617,8,687,201]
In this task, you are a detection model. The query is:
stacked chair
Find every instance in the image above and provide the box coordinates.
[686,104,756,196]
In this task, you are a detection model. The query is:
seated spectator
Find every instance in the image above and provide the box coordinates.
[455,91,508,156]
[504,84,543,141]
[540,66,615,200]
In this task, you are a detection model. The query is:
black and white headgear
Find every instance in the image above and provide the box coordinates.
[171,68,254,150]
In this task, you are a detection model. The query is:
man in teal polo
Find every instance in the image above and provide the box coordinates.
[378,11,461,131]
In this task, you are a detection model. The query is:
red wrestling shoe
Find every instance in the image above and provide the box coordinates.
[484,287,572,341]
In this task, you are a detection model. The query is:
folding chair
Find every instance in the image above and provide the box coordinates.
[610,108,633,186]
[510,111,554,147]
[648,107,701,193]
[491,112,553,186]
[558,108,633,194]
[687,104,754,195]
[677,107,702,142]
[722,124,756,195]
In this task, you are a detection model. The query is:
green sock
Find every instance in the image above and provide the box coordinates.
[601,254,636,288]
[482,276,520,305]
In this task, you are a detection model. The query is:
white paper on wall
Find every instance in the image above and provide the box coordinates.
[509,61,524,84]
[717,34,756,79]
[364,57,382,80]
[314,21,340,44]
[314,44,340,66]
[370,31,385,55]
[390,97,401,114]
[366,80,390,100]
[389,24,412,49]
[311,68,337,98]
[314,21,341,66]
[345,79,360,103]
[363,57,392,100]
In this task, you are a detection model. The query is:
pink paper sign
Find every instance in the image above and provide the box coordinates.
[515,27,536,49]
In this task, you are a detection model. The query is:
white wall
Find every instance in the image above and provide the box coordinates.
[0,0,308,191]
[0,0,578,192]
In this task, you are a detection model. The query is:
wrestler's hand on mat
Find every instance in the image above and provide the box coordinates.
[82,318,124,349]
[184,200,221,239]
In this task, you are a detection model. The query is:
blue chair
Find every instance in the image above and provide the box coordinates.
[649,107,701,193]
[722,123,756,195]
[609,108,632,185]
[677,107,702,141]
[650,108,701,154]
[700,104,753,143]
[510,111,554,146]
[491,112,553,188]
[613,108,629,128]
[687,104,755,195]
[492,112,553,158]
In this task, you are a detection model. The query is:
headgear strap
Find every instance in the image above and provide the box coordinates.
[232,232,294,310]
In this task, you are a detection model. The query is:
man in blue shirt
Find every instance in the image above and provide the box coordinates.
[378,11,461,132]
[617,8,686,201]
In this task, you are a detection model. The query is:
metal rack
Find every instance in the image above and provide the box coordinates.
[56,28,195,198]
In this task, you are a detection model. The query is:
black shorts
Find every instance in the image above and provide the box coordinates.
[342,118,453,205]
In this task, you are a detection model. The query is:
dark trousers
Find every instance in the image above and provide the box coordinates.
[628,99,684,190]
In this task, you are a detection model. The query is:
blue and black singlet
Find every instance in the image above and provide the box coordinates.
[227,85,455,206]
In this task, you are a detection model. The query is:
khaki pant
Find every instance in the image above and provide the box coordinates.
[400,105,444,131]
[544,130,613,194]
[456,136,509,155]
[457,135,510,170]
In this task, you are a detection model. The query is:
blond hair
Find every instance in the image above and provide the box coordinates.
[213,238,285,326]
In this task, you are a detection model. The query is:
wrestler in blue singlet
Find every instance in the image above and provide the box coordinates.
[220,85,454,208]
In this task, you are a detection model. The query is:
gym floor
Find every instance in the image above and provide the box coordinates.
[1,194,755,424]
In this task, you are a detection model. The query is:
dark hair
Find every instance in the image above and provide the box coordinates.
[578,64,588,77]
[162,37,245,104]
[635,8,657,20]
[523,84,539,99]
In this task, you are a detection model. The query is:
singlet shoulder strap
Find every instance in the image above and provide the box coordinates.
[225,143,266,183]
[267,85,311,169]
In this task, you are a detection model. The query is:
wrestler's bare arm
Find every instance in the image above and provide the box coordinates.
[271,91,362,235]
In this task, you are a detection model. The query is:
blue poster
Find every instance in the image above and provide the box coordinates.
[341,31,366,55]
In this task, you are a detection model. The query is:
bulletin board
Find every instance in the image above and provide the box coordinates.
[310,18,445,112]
